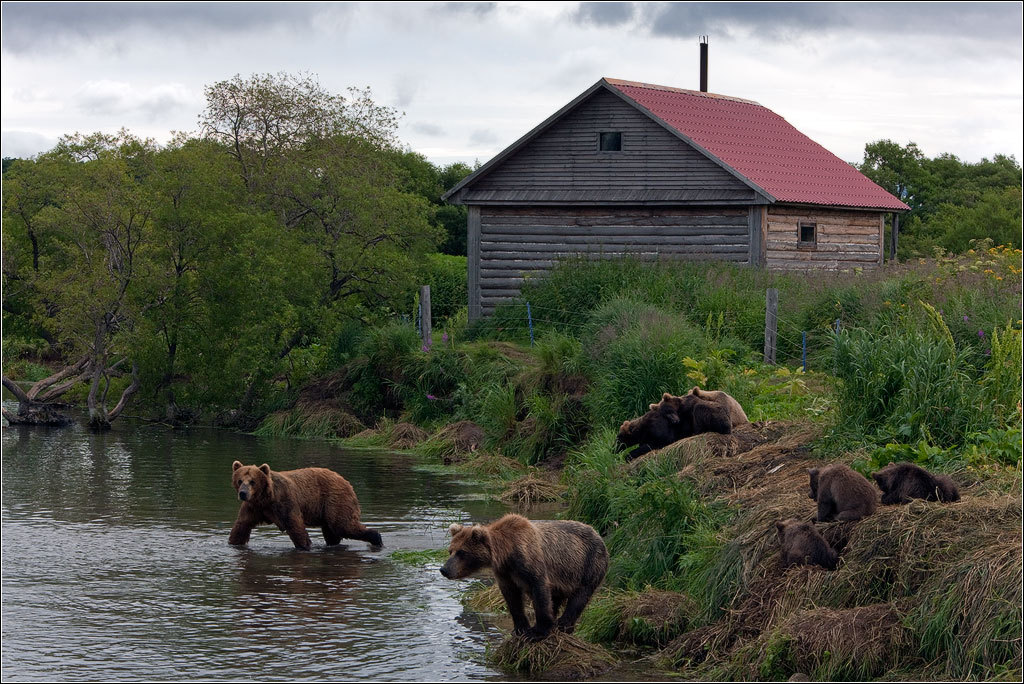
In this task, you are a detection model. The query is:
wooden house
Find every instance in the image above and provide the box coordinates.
[443,78,909,319]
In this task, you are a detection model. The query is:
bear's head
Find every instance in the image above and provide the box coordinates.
[934,474,961,503]
[807,468,821,501]
[440,523,492,579]
[614,400,680,452]
[232,461,273,503]
[870,465,898,494]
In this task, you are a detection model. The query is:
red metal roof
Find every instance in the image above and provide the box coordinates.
[606,78,910,211]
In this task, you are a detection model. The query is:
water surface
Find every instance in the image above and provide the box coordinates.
[2,414,510,680]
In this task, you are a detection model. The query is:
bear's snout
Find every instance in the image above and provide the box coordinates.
[238,488,249,501]
[439,564,451,579]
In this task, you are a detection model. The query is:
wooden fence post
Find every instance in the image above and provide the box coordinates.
[764,288,778,365]
[420,285,432,348]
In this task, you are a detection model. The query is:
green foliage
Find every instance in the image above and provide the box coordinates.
[859,140,1022,256]
[831,306,1006,448]
[418,253,467,325]
[564,433,733,591]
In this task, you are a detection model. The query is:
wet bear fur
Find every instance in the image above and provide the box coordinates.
[229,461,383,550]
[808,463,878,522]
[616,392,732,461]
[440,514,608,641]
[776,518,838,570]
[872,462,961,505]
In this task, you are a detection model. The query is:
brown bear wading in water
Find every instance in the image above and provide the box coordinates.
[440,514,608,641]
[808,463,878,522]
[872,462,961,504]
[617,392,732,460]
[229,461,383,550]
[776,518,838,570]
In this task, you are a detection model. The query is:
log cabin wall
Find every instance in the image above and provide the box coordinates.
[765,205,884,270]
[475,206,750,315]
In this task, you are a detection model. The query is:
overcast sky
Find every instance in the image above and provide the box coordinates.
[2,2,1022,168]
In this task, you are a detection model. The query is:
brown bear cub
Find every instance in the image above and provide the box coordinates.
[229,461,382,551]
[872,462,961,505]
[808,463,878,522]
[617,392,732,461]
[440,514,608,641]
[776,518,838,570]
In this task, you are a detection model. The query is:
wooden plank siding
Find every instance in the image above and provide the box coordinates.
[476,207,750,314]
[462,89,760,205]
[765,205,884,270]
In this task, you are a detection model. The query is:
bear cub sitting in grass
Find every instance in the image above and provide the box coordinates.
[776,518,838,570]
[440,514,608,641]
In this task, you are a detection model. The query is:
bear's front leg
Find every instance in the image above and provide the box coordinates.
[524,573,555,641]
[229,507,257,546]
[497,578,531,635]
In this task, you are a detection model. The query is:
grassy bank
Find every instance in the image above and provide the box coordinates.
[236,255,1024,678]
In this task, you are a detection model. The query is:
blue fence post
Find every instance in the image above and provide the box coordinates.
[527,302,535,346]
[802,331,807,372]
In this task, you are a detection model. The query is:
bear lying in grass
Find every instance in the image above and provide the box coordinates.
[871,462,960,504]
[229,461,382,551]
[808,463,878,522]
[776,518,838,570]
[616,390,735,460]
[440,514,608,641]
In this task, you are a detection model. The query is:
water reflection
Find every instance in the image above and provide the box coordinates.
[2,413,510,681]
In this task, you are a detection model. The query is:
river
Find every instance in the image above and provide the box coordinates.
[1,414,513,681]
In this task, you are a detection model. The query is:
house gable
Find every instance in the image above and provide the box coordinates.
[451,86,764,205]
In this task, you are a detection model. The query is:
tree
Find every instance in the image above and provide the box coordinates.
[199,74,441,371]
[30,131,155,429]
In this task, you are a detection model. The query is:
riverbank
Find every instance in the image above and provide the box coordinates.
[5,255,1021,680]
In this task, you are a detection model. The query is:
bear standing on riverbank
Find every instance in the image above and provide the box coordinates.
[229,461,383,550]
[440,514,608,641]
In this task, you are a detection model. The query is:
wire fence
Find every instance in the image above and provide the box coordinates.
[486,289,843,372]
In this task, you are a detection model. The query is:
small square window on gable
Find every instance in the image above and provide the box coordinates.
[598,131,622,152]
[798,222,817,248]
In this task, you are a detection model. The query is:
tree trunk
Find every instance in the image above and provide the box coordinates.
[1,363,87,427]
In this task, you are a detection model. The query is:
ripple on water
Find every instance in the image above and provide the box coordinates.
[2,421,509,681]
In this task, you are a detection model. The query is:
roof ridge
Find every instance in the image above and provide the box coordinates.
[603,77,763,106]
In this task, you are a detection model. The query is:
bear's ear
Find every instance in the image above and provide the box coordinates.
[807,468,818,477]
[775,520,786,533]
[448,523,465,536]
[662,392,673,401]
[469,527,489,544]
[232,461,243,471]
[258,463,271,475]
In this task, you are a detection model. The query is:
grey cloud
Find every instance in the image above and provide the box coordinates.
[1,2,351,55]
[571,2,635,27]
[469,129,498,145]
[568,2,1022,45]
[412,122,445,137]
[393,75,419,109]
[439,2,498,18]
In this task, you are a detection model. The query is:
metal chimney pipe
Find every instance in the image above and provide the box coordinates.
[699,36,708,92]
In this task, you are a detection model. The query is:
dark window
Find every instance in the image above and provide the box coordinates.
[598,132,622,151]
[798,222,817,248]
